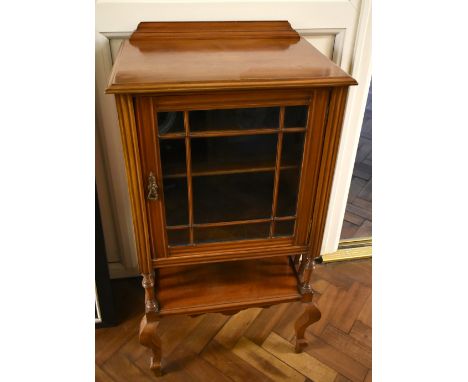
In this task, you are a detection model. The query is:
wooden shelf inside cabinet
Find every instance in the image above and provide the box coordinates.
[106,20,357,376]
[163,160,298,179]
[156,256,301,316]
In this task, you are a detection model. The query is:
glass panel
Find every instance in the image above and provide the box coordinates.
[276,133,305,217]
[192,172,274,224]
[190,107,280,132]
[167,229,190,246]
[274,220,295,237]
[160,139,188,226]
[156,111,185,135]
[195,223,270,244]
[281,132,305,166]
[156,106,311,246]
[162,178,188,226]
[159,139,186,178]
[191,134,277,176]
[284,106,308,128]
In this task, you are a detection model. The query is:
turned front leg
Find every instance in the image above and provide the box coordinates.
[140,272,162,376]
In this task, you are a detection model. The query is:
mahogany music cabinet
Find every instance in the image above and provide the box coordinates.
[106,21,357,376]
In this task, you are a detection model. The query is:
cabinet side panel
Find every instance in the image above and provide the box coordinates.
[114,94,153,272]
[295,88,331,245]
[308,87,349,259]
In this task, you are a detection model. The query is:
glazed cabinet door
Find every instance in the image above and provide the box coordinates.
[135,90,331,262]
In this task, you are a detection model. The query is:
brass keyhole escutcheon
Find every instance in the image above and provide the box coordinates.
[147,172,159,201]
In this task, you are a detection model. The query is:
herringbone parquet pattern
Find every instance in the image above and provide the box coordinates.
[96,259,372,382]
[341,84,372,240]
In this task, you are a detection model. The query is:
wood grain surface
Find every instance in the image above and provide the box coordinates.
[155,257,302,316]
[106,21,356,94]
[96,259,372,382]
[106,21,359,378]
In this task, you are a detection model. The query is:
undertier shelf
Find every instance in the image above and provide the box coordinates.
[155,256,302,316]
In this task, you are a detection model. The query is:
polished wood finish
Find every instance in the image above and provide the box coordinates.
[154,241,309,268]
[106,21,356,94]
[292,88,329,245]
[152,88,311,112]
[136,87,339,264]
[294,303,322,353]
[130,21,301,41]
[156,257,301,316]
[107,21,356,376]
[139,314,162,376]
[135,96,169,259]
[114,94,152,273]
[96,259,372,382]
[308,87,349,262]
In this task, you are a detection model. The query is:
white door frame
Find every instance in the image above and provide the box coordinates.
[321,0,372,253]
[95,0,372,277]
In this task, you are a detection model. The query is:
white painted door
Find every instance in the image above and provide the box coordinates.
[95,0,372,278]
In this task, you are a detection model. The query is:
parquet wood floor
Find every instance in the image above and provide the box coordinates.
[341,84,372,240]
[96,259,372,382]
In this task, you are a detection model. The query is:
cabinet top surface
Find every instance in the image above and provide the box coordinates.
[106,21,357,94]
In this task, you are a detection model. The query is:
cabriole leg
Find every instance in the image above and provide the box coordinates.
[294,302,321,353]
[295,256,321,352]
[139,314,162,376]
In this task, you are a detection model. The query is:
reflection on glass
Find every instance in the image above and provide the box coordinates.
[274,220,295,237]
[190,107,280,132]
[191,134,277,176]
[284,106,308,128]
[162,178,188,226]
[276,133,305,217]
[193,172,274,223]
[159,139,186,178]
[157,111,185,135]
[156,105,313,245]
[276,169,301,217]
[281,132,305,166]
[195,223,270,244]
[159,138,189,226]
[167,229,190,246]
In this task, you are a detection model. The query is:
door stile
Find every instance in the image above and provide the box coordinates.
[135,97,169,259]
[114,95,152,273]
